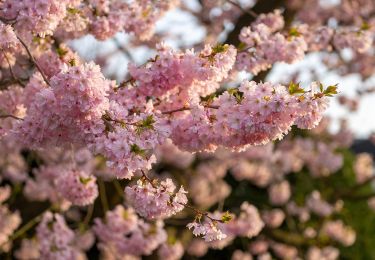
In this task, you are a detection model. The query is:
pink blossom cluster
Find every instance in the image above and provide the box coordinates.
[128,43,237,99]
[306,191,336,217]
[321,220,356,246]
[354,153,374,184]
[188,161,231,207]
[237,15,307,75]
[36,44,82,79]
[299,24,374,53]
[296,138,343,177]
[94,205,167,257]
[0,186,21,252]
[235,9,374,76]
[268,181,291,206]
[23,148,96,209]
[14,239,40,259]
[0,86,26,138]
[16,62,111,148]
[0,22,20,68]
[56,169,98,206]
[24,165,70,208]
[125,178,187,219]
[261,209,285,228]
[188,201,264,245]
[89,0,179,41]
[187,221,227,242]
[231,250,253,260]
[0,22,19,51]
[224,202,264,238]
[171,81,330,152]
[158,241,184,260]
[306,246,339,260]
[0,0,371,258]
[231,160,272,187]
[95,110,171,179]
[0,0,79,40]
[36,212,77,260]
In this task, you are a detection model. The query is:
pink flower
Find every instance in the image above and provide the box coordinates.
[94,110,170,179]
[0,204,21,252]
[187,221,227,242]
[231,250,253,260]
[261,209,285,228]
[56,169,98,206]
[306,191,335,217]
[125,178,187,219]
[354,153,374,184]
[158,241,184,260]
[94,205,167,256]
[306,246,339,260]
[268,181,291,206]
[224,202,264,238]
[187,239,208,257]
[321,220,356,246]
[16,62,110,148]
[36,212,78,260]
[333,28,373,53]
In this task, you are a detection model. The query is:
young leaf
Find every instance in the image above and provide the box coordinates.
[288,82,305,95]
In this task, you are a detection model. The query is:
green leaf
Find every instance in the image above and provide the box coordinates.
[288,82,305,95]
[79,176,92,185]
[122,210,129,220]
[68,59,77,66]
[237,42,247,51]
[212,44,229,55]
[228,88,244,103]
[56,47,68,57]
[323,84,338,97]
[361,22,371,31]
[130,144,146,158]
[289,27,301,37]
[136,115,155,134]
[319,82,324,92]
[221,211,233,223]
[67,7,80,15]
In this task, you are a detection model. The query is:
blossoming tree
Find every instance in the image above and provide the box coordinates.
[0,0,374,259]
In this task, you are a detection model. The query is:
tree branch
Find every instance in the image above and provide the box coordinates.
[17,36,51,86]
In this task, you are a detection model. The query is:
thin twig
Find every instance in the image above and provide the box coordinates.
[98,179,109,212]
[1,50,25,87]
[0,114,23,120]
[0,210,46,248]
[112,38,135,63]
[227,0,258,18]
[16,36,50,86]
[140,170,157,189]
[113,180,125,198]
[140,170,224,223]
[181,203,224,223]
[161,105,219,115]
[83,204,94,227]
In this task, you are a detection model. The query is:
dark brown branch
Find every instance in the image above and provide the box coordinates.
[225,0,286,46]
[227,0,258,18]
[0,114,23,120]
[225,0,294,82]
[161,105,219,115]
[1,50,26,87]
[17,36,51,86]
[112,38,135,63]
